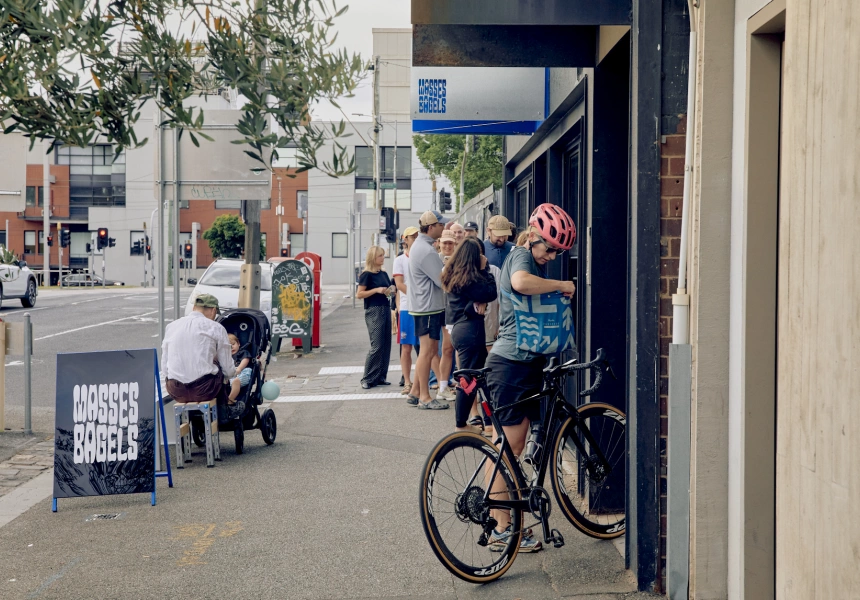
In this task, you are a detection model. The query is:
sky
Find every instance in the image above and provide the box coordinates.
[310,0,411,122]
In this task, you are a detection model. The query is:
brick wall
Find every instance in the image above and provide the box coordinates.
[658,115,686,589]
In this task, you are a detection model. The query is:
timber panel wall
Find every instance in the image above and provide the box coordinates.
[776,0,860,597]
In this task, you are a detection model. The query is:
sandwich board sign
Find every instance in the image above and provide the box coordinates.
[271,259,314,353]
[52,349,172,510]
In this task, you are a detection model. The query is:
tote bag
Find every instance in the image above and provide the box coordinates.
[502,290,575,354]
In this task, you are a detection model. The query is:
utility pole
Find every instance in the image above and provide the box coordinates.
[432,178,437,211]
[392,119,398,260]
[42,139,51,286]
[173,128,181,318]
[372,55,380,211]
[459,135,468,213]
[277,177,283,252]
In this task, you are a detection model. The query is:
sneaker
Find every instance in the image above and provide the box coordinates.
[226,401,246,420]
[488,525,543,553]
[417,398,449,410]
[405,395,420,406]
[437,387,456,401]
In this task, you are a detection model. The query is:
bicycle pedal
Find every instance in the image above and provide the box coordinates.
[550,529,565,548]
[477,532,489,547]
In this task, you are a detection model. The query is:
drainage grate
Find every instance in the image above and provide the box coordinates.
[85,513,125,522]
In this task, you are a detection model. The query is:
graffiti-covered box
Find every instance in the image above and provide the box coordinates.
[54,349,156,499]
[271,259,314,350]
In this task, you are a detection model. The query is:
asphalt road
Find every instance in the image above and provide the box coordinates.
[0,287,192,435]
[0,290,655,600]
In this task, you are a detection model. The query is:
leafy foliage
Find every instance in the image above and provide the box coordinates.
[204,214,246,258]
[0,246,18,265]
[413,135,504,209]
[0,0,363,176]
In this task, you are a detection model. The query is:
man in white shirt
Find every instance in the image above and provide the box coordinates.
[162,294,238,421]
[393,227,419,393]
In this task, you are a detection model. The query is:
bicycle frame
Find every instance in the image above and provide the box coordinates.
[459,370,616,538]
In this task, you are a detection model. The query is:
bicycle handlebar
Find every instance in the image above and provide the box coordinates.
[544,348,613,397]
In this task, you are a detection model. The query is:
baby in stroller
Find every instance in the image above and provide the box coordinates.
[228,333,253,404]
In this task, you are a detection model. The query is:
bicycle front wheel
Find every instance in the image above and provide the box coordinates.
[551,402,627,539]
[419,432,524,583]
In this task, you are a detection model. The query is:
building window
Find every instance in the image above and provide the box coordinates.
[260,232,267,258]
[26,186,44,207]
[272,146,299,169]
[56,144,126,207]
[130,230,145,255]
[296,191,308,217]
[354,146,412,209]
[0,231,6,247]
[289,233,305,254]
[332,232,348,258]
[215,198,271,210]
[24,231,36,255]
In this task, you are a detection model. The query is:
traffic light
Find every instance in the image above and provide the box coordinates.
[132,240,141,255]
[60,228,70,247]
[86,243,92,253]
[108,237,116,248]
[145,235,151,260]
[97,227,108,249]
[439,190,452,212]
[47,235,53,247]
[280,248,288,257]
[380,207,399,244]
[183,242,192,259]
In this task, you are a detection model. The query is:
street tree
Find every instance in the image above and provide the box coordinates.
[203,214,265,260]
[413,135,503,210]
[0,0,363,175]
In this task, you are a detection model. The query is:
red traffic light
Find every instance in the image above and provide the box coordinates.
[47,235,54,247]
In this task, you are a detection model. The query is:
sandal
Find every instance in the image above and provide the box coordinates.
[467,416,483,428]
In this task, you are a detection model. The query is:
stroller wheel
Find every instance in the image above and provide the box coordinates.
[191,416,206,448]
[261,409,277,445]
[234,421,245,455]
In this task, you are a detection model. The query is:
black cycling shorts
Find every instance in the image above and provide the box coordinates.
[413,312,444,340]
[485,353,546,427]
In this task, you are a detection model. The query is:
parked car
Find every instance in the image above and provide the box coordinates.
[0,257,38,308]
[61,274,125,287]
[184,258,273,322]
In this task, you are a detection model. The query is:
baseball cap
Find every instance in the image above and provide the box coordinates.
[440,230,456,243]
[194,293,221,313]
[401,226,419,238]
[464,221,479,231]
[487,215,513,236]
[419,210,450,227]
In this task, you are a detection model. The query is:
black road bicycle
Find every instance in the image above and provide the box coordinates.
[419,349,627,583]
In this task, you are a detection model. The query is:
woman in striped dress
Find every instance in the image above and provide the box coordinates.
[356,246,396,389]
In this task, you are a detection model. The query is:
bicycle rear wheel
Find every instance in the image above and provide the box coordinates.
[551,402,627,539]
[419,432,524,583]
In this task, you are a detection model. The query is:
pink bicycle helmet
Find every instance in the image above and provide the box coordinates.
[528,204,576,251]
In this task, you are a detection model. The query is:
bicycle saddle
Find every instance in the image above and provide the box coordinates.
[452,367,493,379]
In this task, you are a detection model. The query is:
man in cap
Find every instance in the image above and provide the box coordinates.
[406,211,450,410]
[484,214,515,269]
[162,293,239,421]
[394,226,419,392]
[464,221,480,239]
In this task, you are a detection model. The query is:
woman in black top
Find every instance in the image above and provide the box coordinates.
[442,238,497,432]
[357,246,396,389]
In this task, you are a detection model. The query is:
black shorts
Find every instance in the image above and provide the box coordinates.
[413,312,445,340]
[485,353,546,427]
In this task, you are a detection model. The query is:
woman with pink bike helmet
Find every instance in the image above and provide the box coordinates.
[528,204,577,251]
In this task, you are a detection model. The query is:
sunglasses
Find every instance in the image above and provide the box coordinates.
[536,236,565,255]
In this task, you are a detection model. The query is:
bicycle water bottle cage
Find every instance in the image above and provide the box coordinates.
[457,376,478,395]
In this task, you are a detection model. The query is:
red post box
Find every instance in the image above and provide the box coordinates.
[294,252,322,348]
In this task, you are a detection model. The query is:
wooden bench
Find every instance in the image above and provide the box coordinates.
[174,400,221,468]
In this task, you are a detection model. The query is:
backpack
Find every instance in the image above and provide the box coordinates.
[502,290,575,355]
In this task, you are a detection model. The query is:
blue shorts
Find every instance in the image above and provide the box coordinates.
[231,367,253,388]
[399,311,418,346]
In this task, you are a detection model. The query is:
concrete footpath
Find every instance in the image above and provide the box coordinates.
[0,286,658,600]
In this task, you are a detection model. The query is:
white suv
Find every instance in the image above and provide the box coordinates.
[0,254,38,308]
[184,258,273,320]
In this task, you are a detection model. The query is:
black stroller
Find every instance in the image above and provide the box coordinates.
[189,308,277,454]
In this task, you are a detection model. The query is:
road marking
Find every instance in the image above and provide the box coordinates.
[35,308,162,341]
[0,306,49,316]
[273,392,403,402]
[27,556,80,599]
[173,521,243,566]
[0,469,54,529]
[318,365,410,375]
